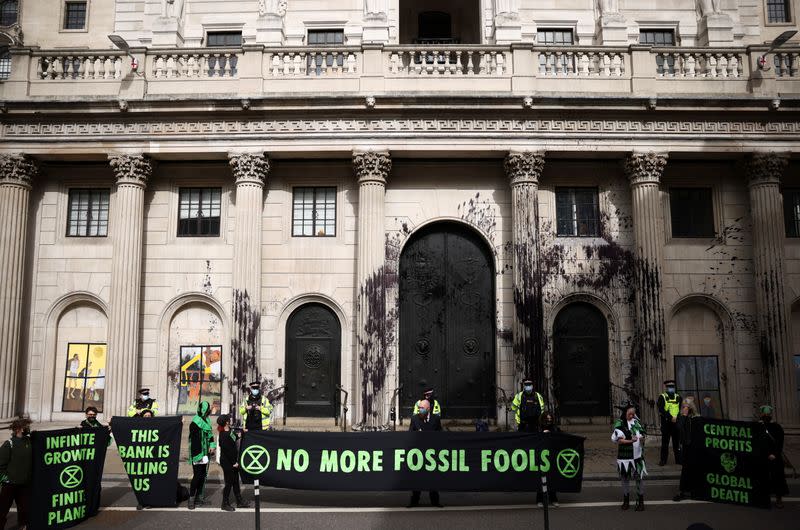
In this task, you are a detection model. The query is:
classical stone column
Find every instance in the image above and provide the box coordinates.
[106,154,152,417]
[504,151,546,393]
[228,154,270,409]
[625,152,668,426]
[353,150,390,430]
[747,153,799,424]
[0,154,39,418]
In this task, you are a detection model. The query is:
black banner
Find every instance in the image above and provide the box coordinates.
[688,417,769,509]
[239,431,584,492]
[30,427,110,529]
[110,416,183,507]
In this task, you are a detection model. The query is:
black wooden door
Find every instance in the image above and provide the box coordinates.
[553,302,609,417]
[286,303,341,417]
[399,223,495,419]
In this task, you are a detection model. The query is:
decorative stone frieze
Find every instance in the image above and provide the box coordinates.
[229,153,271,186]
[504,150,544,187]
[108,154,153,187]
[353,150,391,185]
[0,153,39,188]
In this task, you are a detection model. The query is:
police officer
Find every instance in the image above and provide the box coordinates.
[413,387,442,416]
[511,378,545,432]
[127,388,159,417]
[238,381,273,431]
[656,379,681,465]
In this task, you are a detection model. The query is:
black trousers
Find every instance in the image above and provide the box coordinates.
[0,484,30,528]
[660,423,680,464]
[410,490,440,505]
[190,462,209,497]
[222,467,242,503]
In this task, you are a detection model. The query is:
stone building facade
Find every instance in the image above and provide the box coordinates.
[1,1,800,429]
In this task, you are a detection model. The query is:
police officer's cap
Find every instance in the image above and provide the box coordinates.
[522,378,534,385]
[423,387,434,395]
[138,388,150,394]
[216,414,230,427]
[663,379,676,386]
[249,381,261,389]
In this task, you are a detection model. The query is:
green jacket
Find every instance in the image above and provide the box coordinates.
[0,436,32,485]
[188,402,216,464]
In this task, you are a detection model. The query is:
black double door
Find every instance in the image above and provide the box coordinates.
[553,302,609,417]
[399,223,495,419]
[286,303,341,417]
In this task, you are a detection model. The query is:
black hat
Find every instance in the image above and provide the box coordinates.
[216,414,230,427]
[138,388,150,394]
[663,380,676,386]
[423,387,434,395]
[522,378,533,385]
[249,381,261,389]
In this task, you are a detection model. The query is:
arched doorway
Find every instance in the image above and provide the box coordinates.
[399,222,495,419]
[553,302,609,417]
[285,303,341,417]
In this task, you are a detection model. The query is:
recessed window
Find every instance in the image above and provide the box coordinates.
[308,29,344,45]
[784,189,800,237]
[63,1,87,30]
[670,187,715,238]
[178,187,221,237]
[0,0,18,26]
[67,189,109,237]
[556,187,600,237]
[292,187,336,237]
[62,343,106,413]
[767,0,791,23]
[416,11,456,44]
[0,50,9,81]
[206,31,242,47]
[675,355,722,418]
[639,29,675,46]
[177,346,222,415]
[537,29,574,45]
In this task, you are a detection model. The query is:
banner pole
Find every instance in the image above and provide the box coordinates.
[541,474,550,530]
[254,478,261,529]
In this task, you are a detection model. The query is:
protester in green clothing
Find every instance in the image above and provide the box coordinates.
[188,401,216,510]
[0,417,32,530]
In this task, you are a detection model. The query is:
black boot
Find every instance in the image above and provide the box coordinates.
[236,496,251,508]
[188,496,195,510]
[221,500,235,512]
[621,495,629,511]
[635,495,644,511]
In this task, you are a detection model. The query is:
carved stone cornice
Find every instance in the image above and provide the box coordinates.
[625,152,668,187]
[353,150,391,185]
[746,152,789,188]
[504,151,544,186]
[228,153,271,186]
[0,153,39,188]
[108,154,152,187]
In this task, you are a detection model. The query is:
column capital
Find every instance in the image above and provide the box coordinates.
[625,152,668,186]
[504,151,544,186]
[229,153,271,186]
[108,154,153,187]
[746,152,789,187]
[0,153,40,188]
[353,150,391,185]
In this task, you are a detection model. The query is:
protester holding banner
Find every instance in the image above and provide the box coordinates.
[188,401,216,510]
[128,388,160,417]
[407,399,444,508]
[0,418,32,530]
[758,405,789,508]
[240,381,273,431]
[217,414,249,512]
[511,378,545,432]
[612,405,647,511]
[673,402,698,502]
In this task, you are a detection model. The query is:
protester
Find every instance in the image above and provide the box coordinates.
[672,402,697,502]
[536,411,559,507]
[239,381,273,431]
[413,387,442,416]
[0,418,32,530]
[188,401,216,510]
[217,414,249,512]
[407,399,443,508]
[140,409,154,418]
[612,404,646,511]
[511,377,545,432]
[699,394,717,418]
[759,405,789,509]
[127,388,159,417]
[656,379,681,465]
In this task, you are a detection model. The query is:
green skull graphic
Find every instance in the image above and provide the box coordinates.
[720,452,737,473]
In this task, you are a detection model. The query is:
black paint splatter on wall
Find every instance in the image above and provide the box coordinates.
[230,288,261,416]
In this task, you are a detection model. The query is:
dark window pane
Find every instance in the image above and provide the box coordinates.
[292,186,337,237]
[207,31,242,47]
[640,30,675,46]
[537,29,574,45]
[62,343,106,413]
[177,345,223,415]
[670,188,715,238]
[177,187,222,237]
[67,189,110,237]
[555,187,600,237]
[695,356,720,391]
[0,1,18,26]
[675,356,697,393]
[418,12,452,40]
[64,1,87,30]
[308,29,344,45]
[674,355,723,418]
[767,0,791,23]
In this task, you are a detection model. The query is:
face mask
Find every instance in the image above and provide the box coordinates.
[666,387,675,395]
[418,408,428,415]
[250,389,260,396]
[703,398,711,405]
[140,394,149,400]
[523,385,533,393]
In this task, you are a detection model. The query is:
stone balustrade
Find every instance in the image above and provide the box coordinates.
[3,44,798,99]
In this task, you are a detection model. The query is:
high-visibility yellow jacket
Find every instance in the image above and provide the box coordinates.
[239,395,273,430]
[413,399,442,416]
[511,391,544,425]
[127,398,159,417]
